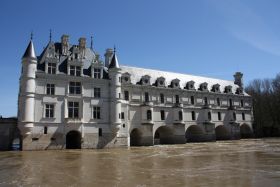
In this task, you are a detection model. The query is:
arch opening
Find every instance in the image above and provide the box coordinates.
[185,125,205,142]
[154,126,173,145]
[240,124,253,138]
[66,131,81,149]
[130,128,142,146]
[215,125,231,140]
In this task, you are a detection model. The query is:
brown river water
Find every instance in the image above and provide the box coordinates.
[0,138,279,187]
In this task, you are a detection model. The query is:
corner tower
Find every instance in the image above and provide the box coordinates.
[108,49,126,144]
[18,36,37,150]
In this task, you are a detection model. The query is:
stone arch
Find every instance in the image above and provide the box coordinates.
[185,125,205,142]
[130,128,142,146]
[11,127,22,150]
[215,125,231,140]
[240,123,253,138]
[154,126,174,145]
[66,130,81,149]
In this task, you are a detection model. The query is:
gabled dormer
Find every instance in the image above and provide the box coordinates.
[199,82,208,91]
[122,72,131,84]
[141,75,151,86]
[91,54,104,79]
[185,80,195,90]
[211,84,220,93]
[235,87,244,95]
[224,85,233,94]
[171,78,180,89]
[156,76,166,87]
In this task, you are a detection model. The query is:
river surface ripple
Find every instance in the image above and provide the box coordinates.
[0,138,280,187]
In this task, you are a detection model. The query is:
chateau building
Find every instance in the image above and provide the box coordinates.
[18,34,254,150]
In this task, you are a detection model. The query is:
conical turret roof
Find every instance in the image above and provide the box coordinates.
[109,52,119,69]
[22,40,37,59]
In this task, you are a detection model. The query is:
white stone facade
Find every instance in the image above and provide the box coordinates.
[18,35,254,150]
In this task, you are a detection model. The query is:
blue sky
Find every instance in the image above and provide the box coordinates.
[0,0,280,117]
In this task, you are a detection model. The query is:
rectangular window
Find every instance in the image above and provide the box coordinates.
[45,104,54,118]
[160,110,165,120]
[46,84,55,95]
[191,96,195,105]
[99,128,102,137]
[69,82,81,94]
[241,100,244,107]
[175,95,180,104]
[44,126,48,134]
[204,97,208,105]
[229,99,233,107]
[68,101,79,118]
[47,63,56,74]
[179,111,183,121]
[94,68,101,79]
[147,110,152,120]
[124,91,129,101]
[121,112,125,119]
[69,65,81,76]
[93,106,101,119]
[191,111,196,121]
[217,98,220,106]
[233,112,236,121]
[242,113,245,120]
[218,112,221,121]
[94,87,101,98]
[145,92,149,102]
[160,93,164,103]
[208,112,212,121]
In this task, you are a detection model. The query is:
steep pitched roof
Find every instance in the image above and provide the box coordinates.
[22,40,37,59]
[109,53,119,68]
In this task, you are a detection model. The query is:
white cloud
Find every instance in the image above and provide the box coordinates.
[210,0,280,56]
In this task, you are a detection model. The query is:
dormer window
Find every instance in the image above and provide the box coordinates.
[156,77,166,87]
[212,84,220,93]
[122,72,131,84]
[224,86,233,94]
[47,63,56,74]
[171,79,180,89]
[93,68,101,79]
[236,87,243,95]
[185,81,195,90]
[69,65,81,76]
[199,82,208,91]
[141,75,151,86]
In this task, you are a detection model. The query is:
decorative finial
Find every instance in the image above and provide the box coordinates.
[30,31,33,40]
[113,45,116,53]
[49,29,52,42]
[90,36,93,50]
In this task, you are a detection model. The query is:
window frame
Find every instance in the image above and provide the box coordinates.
[47,63,56,74]
[93,106,101,119]
[68,101,79,119]
[45,104,54,118]
[46,83,55,95]
[69,82,81,95]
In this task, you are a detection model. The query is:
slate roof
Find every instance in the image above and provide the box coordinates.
[120,65,248,96]
[22,40,37,59]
